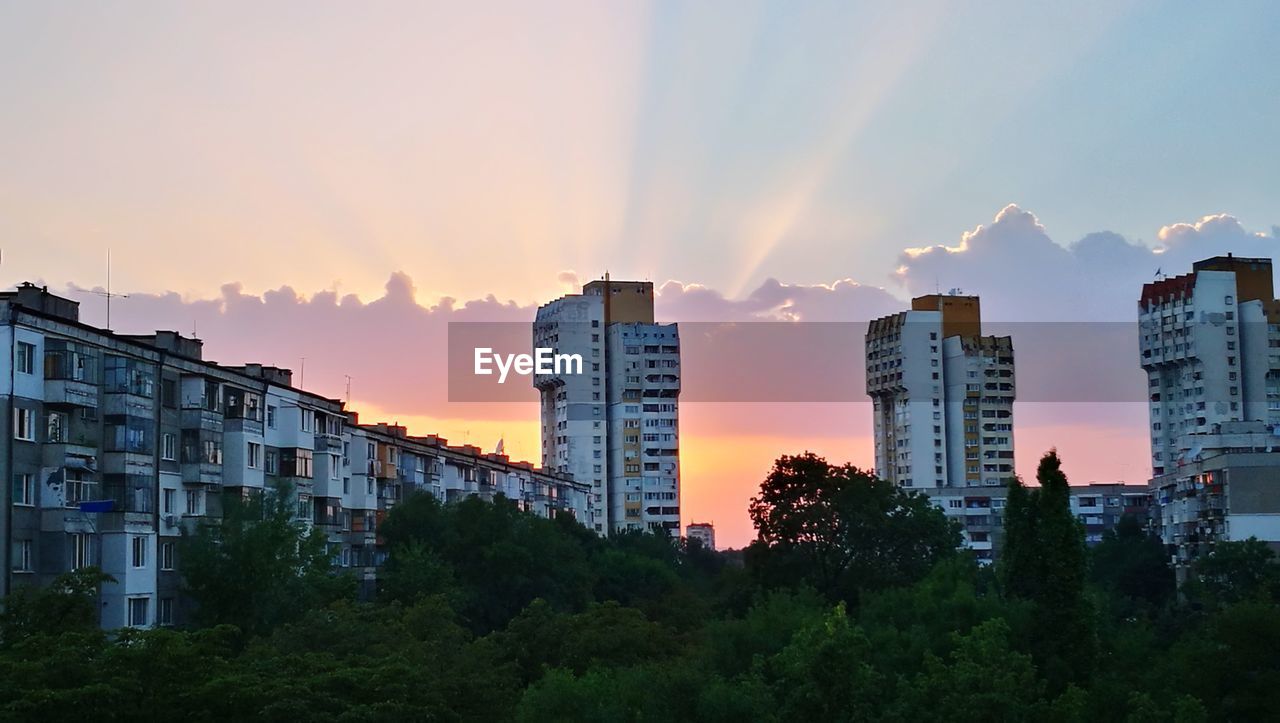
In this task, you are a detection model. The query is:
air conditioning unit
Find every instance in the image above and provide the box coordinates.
[163,515,179,527]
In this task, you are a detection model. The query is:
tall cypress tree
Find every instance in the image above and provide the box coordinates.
[999,450,1095,690]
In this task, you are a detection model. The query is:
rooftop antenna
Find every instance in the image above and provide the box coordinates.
[299,357,306,388]
[344,374,352,404]
[78,249,129,330]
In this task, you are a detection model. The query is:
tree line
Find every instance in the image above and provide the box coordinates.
[0,450,1277,721]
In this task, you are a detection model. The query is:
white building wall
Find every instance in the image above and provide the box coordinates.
[99,530,156,628]
[534,295,607,532]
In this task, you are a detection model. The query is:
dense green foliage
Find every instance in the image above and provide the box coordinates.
[179,482,357,635]
[0,450,1277,721]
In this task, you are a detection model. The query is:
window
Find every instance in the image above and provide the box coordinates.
[181,430,222,465]
[301,410,312,432]
[106,416,153,453]
[13,473,33,506]
[131,536,147,568]
[66,476,93,506]
[46,411,66,442]
[158,598,173,626]
[15,342,35,374]
[12,540,31,572]
[162,433,177,461]
[160,542,174,570]
[247,442,262,469]
[163,488,175,514]
[161,378,178,408]
[103,355,155,397]
[12,408,34,441]
[330,454,340,480]
[185,489,202,515]
[265,450,277,475]
[266,405,277,429]
[70,533,91,569]
[128,597,149,627]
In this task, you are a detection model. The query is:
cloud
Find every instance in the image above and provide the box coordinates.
[657,277,902,322]
[84,272,914,427]
[895,204,1280,321]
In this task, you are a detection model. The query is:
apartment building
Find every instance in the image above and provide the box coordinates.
[1070,483,1154,544]
[929,482,1151,563]
[685,522,715,551]
[1148,421,1280,578]
[1139,256,1280,574]
[0,283,588,628]
[1139,255,1280,475]
[866,294,1015,489]
[866,294,1015,552]
[535,277,681,536]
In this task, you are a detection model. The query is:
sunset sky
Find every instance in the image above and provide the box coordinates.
[2,1,1278,546]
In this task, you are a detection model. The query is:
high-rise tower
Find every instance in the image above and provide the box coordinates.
[534,278,681,535]
[866,294,1015,489]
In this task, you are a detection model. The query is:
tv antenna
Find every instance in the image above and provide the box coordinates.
[77,249,129,329]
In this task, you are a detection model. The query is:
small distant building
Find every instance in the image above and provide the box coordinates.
[1069,483,1154,545]
[686,522,715,550]
[929,482,1152,564]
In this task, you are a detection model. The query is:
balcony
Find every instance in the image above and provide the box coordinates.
[44,378,99,409]
[180,408,223,432]
[42,442,98,471]
[224,417,264,436]
[181,462,222,485]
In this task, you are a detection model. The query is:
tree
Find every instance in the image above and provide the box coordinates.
[1000,450,1095,690]
[747,452,960,604]
[1184,538,1280,608]
[894,619,1045,721]
[179,482,355,636]
[1089,515,1175,613]
[0,567,113,645]
[763,604,888,721]
[380,492,596,632]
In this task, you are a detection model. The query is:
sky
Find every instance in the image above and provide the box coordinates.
[1,1,1278,547]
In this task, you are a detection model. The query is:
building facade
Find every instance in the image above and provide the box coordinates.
[0,283,588,629]
[1139,256,1280,575]
[928,483,1151,563]
[1139,255,1280,476]
[866,294,1015,490]
[1148,422,1280,579]
[685,522,715,550]
[535,278,681,536]
[866,294,1015,556]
